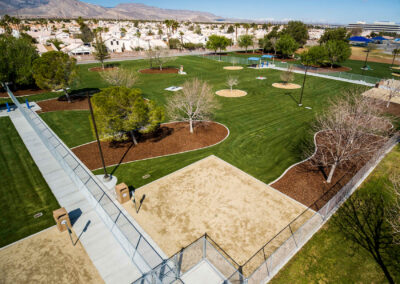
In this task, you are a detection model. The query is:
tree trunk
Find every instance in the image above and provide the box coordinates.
[102,62,104,70]
[63,89,71,103]
[386,96,391,108]
[327,162,337,183]
[130,130,138,145]
[189,118,193,133]
[391,54,396,67]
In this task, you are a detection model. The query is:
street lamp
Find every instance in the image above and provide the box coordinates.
[86,92,111,182]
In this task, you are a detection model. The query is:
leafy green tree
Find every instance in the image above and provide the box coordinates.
[0,35,38,86]
[238,34,254,53]
[92,33,110,69]
[91,86,164,144]
[227,25,234,34]
[319,27,350,44]
[79,23,94,44]
[32,51,77,102]
[206,35,231,59]
[281,21,308,46]
[47,38,62,50]
[242,23,250,34]
[234,23,241,42]
[325,40,352,68]
[391,48,400,68]
[276,34,298,58]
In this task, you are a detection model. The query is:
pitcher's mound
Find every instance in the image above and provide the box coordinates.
[392,73,400,77]
[223,66,243,70]
[272,83,301,89]
[391,66,400,70]
[216,89,247,97]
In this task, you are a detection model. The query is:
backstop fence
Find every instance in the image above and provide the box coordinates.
[200,55,382,85]
[4,84,165,275]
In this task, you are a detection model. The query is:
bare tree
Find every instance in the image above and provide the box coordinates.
[100,68,138,88]
[145,49,156,69]
[226,76,238,92]
[332,190,395,284]
[280,65,294,84]
[381,79,400,108]
[167,78,218,133]
[154,47,176,70]
[311,94,391,183]
[387,175,400,245]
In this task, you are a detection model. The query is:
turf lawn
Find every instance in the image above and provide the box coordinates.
[39,55,356,188]
[271,145,400,283]
[0,117,59,247]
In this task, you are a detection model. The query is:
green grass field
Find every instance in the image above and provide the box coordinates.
[0,117,59,247]
[271,145,400,283]
[39,56,355,188]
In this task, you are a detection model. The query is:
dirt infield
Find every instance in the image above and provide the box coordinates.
[124,155,312,265]
[223,66,243,70]
[362,88,400,105]
[215,89,247,97]
[272,83,301,89]
[73,121,228,170]
[0,227,103,284]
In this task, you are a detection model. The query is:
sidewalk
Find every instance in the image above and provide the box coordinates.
[9,109,142,284]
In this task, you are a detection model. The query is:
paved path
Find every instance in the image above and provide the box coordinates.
[9,109,142,284]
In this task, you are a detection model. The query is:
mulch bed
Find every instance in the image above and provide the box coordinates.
[271,132,385,209]
[0,86,47,98]
[88,67,118,72]
[139,67,179,74]
[37,95,89,112]
[72,121,228,170]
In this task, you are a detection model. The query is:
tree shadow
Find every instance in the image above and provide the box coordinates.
[57,88,100,102]
[284,91,299,105]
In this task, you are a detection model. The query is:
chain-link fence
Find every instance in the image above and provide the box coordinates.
[200,55,381,85]
[4,84,164,275]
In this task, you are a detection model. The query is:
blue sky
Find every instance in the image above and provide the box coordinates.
[81,0,400,24]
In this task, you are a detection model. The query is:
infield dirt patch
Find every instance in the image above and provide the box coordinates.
[216,89,247,97]
[223,66,243,70]
[0,227,103,284]
[123,155,312,266]
[272,83,301,89]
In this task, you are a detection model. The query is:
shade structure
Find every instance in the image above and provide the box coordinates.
[349,36,373,43]
[372,36,388,41]
[248,57,261,61]
[261,55,274,59]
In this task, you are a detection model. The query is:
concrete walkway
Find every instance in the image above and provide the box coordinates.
[9,109,141,284]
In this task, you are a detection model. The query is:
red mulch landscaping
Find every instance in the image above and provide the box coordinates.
[37,95,89,112]
[88,67,118,72]
[72,121,228,170]
[139,68,179,74]
[271,132,386,209]
[0,86,47,98]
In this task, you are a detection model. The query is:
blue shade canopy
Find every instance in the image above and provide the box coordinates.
[394,38,400,42]
[247,57,261,61]
[261,55,274,58]
[372,36,388,41]
[349,36,373,43]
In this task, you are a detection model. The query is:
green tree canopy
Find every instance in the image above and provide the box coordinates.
[0,34,38,86]
[227,25,235,34]
[319,27,350,44]
[32,51,77,101]
[206,35,231,54]
[238,34,254,53]
[325,40,352,67]
[276,34,298,58]
[302,45,328,66]
[79,23,94,44]
[92,33,110,69]
[91,86,164,144]
[281,21,309,46]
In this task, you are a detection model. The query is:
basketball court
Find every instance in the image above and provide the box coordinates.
[123,155,313,266]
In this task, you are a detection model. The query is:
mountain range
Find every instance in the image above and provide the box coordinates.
[0,0,225,22]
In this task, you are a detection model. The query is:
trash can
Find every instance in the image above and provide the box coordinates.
[53,207,71,232]
[115,183,130,204]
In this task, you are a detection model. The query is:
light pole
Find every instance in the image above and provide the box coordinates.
[86,92,111,182]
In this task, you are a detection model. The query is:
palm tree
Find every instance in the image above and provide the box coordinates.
[362,43,376,75]
[234,23,240,42]
[179,31,184,50]
[172,21,179,33]
[242,23,250,34]
[391,48,400,68]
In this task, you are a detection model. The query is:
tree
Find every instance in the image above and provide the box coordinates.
[32,51,77,103]
[281,21,309,46]
[280,65,294,84]
[226,76,238,92]
[332,190,395,284]
[179,31,184,48]
[238,34,254,53]
[79,23,94,44]
[311,94,390,183]
[242,23,250,34]
[319,27,350,44]
[381,79,400,108]
[167,79,218,133]
[362,43,377,74]
[227,25,234,34]
[325,40,352,68]
[153,47,176,70]
[92,33,110,70]
[391,48,400,68]
[91,86,164,145]
[100,68,138,88]
[276,34,299,58]
[0,34,38,87]
[206,35,231,60]
[234,23,241,42]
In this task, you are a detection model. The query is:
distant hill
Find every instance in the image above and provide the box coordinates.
[0,0,223,21]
